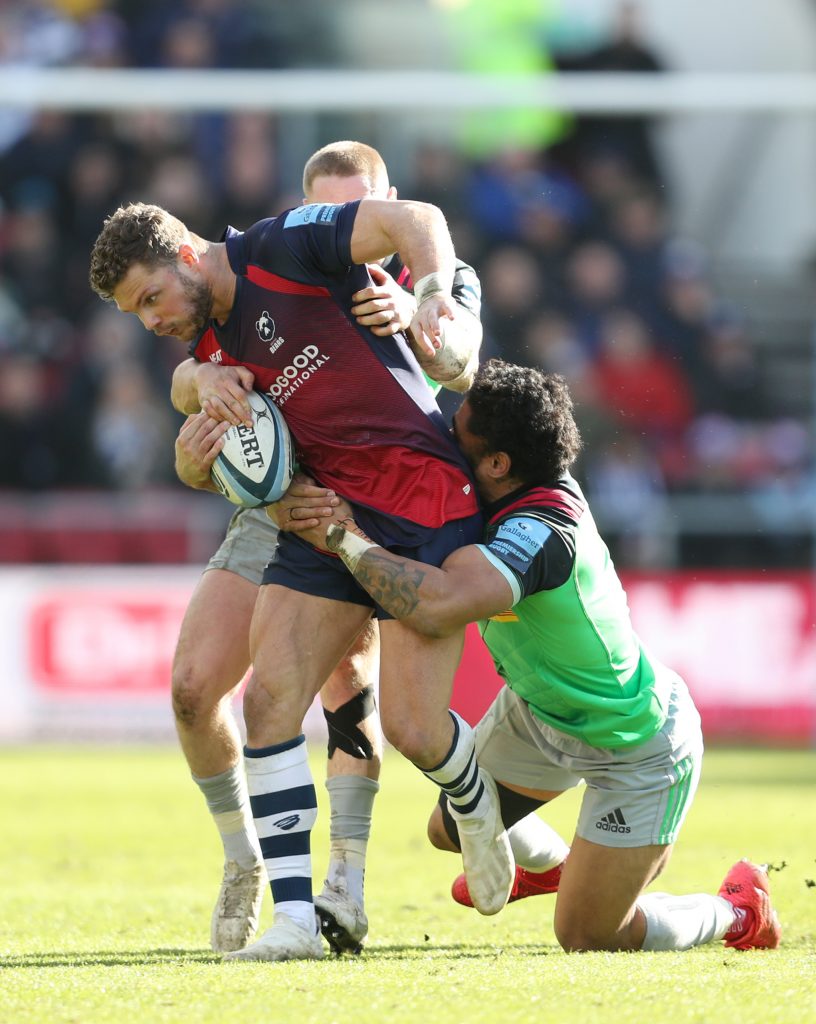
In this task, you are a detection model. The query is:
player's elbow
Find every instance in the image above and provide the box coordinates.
[170,360,204,414]
[172,393,198,415]
[170,376,202,415]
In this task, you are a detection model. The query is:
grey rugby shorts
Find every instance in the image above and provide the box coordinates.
[474,669,703,848]
[205,507,280,587]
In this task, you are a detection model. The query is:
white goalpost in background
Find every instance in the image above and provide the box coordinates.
[3,68,816,112]
[3,67,816,270]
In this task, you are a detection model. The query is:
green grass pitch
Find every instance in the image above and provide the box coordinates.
[0,745,813,1024]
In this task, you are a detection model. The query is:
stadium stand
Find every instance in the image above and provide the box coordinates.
[0,0,812,570]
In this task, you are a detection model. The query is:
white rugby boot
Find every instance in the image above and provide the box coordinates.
[210,860,265,953]
[448,769,515,916]
[224,912,325,962]
[314,880,368,955]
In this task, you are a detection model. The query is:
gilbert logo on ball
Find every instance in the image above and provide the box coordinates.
[210,391,295,507]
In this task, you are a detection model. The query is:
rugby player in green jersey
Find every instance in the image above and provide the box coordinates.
[287,358,781,953]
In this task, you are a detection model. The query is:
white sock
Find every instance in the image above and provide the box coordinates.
[422,711,490,820]
[245,735,318,934]
[638,891,738,951]
[507,813,569,871]
[324,776,379,907]
[192,764,261,869]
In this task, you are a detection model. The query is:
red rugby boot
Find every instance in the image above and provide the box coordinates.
[452,860,564,909]
[719,859,781,950]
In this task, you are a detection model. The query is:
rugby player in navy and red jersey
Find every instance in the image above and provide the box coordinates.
[167,142,483,957]
[290,359,781,956]
[89,189,511,961]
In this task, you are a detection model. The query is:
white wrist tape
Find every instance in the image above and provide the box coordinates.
[413,271,447,307]
[326,523,376,572]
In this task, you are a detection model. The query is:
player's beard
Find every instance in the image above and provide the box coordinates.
[176,270,214,342]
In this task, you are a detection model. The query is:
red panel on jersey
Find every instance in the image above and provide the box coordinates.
[492,486,585,525]
[247,265,330,296]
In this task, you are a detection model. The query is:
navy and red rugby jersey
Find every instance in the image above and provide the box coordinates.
[189,200,479,529]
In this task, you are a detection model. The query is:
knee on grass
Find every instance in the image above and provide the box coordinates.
[554,914,639,954]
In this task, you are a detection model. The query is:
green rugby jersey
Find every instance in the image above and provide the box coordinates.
[476,476,671,749]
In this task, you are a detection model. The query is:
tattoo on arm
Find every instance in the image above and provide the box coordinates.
[356,551,426,618]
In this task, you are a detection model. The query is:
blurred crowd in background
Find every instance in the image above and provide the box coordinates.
[0,0,813,569]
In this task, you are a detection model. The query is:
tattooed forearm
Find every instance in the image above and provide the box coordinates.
[355,551,426,618]
[326,521,434,621]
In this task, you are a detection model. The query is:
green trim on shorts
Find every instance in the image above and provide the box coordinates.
[658,754,695,843]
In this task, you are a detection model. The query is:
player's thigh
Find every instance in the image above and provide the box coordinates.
[173,568,258,705]
[554,836,672,951]
[250,584,371,707]
[320,617,379,712]
[378,620,464,709]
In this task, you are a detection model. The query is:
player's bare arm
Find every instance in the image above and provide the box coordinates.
[290,511,513,638]
[331,525,512,637]
[348,199,457,357]
[174,411,230,491]
[171,357,255,427]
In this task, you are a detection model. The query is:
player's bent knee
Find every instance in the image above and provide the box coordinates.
[554,916,626,954]
[323,686,377,760]
[378,702,434,761]
[380,717,429,764]
[554,924,592,953]
[242,671,317,736]
[171,663,225,728]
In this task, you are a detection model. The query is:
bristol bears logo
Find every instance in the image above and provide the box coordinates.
[256,310,275,342]
[256,310,285,355]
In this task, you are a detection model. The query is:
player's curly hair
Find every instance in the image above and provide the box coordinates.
[89,202,188,300]
[466,359,582,484]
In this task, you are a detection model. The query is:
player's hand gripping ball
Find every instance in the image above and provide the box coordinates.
[210,391,295,507]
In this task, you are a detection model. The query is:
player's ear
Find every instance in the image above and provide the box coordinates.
[487,451,512,481]
[178,243,198,267]
[387,185,398,201]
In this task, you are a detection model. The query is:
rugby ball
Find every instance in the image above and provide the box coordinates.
[210,391,296,507]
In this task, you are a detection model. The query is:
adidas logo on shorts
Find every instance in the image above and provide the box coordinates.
[595,808,631,834]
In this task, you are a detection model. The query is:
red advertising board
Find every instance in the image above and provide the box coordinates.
[28,588,191,694]
[17,570,816,743]
[452,571,816,743]
[624,571,816,744]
